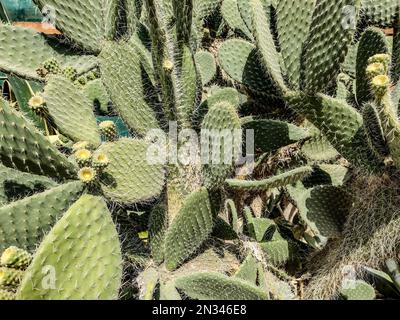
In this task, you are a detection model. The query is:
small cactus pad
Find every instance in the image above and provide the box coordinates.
[83,79,110,114]
[175,272,268,300]
[44,76,101,147]
[0,181,83,252]
[259,240,297,266]
[234,254,258,284]
[95,139,165,205]
[17,195,122,300]
[1,247,32,270]
[194,50,217,86]
[340,280,376,300]
[164,188,213,271]
[149,204,168,265]
[0,99,77,179]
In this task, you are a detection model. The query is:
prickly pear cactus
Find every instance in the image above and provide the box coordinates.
[0,0,399,301]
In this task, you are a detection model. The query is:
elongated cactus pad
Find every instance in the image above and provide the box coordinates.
[17,195,122,300]
[95,139,165,205]
[362,102,390,158]
[0,181,83,252]
[302,0,358,93]
[226,166,312,191]
[250,0,287,94]
[137,267,159,300]
[149,203,168,265]
[175,272,268,300]
[44,76,101,147]
[100,40,160,136]
[0,99,77,179]
[201,102,242,189]
[356,28,389,107]
[276,0,316,88]
[164,188,213,271]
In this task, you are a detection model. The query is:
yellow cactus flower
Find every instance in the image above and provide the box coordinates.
[78,167,97,184]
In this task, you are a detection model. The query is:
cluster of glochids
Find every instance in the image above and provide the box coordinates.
[0,247,32,300]
[73,141,110,185]
[366,54,392,97]
[37,58,100,87]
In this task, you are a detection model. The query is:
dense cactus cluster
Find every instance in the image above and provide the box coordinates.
[0,0,399,300]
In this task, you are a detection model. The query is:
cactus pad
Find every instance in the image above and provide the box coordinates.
[100,40,160,136]
[0,181,83,252]
[17,195,122,300]
[44,76,101,147]
[35,0,117,53]
[226,166,312,191]
[0,25,55,80]
[0,165,57,205]
[0,99,77,179]
[195,51,217,86]
[95,139,165,205]
[288,183,352,238]
[218,39,280,95]
[201,102,242,189]
[340,280,376,300]
[164,188,213,271]
[175,272,268,300]
[302,0,358,93]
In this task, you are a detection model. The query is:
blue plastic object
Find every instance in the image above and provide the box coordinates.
[0,0,42,23]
